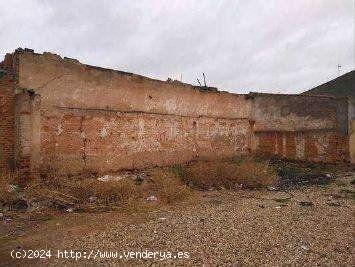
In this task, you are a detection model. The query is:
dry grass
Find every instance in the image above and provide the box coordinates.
[23,165,192,211]
[176,157,277,190]
[27,173,139,209]
[1,156,277,212]
[93,179,139,205]
[142,169,192,204]
[235,159,278,188]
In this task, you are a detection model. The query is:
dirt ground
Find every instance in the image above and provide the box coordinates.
[0,172,354,266]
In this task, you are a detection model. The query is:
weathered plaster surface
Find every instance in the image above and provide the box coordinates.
[15,50,252,173]
[18,52,251,119]
[0,49,351,175]
[250,93,349,162]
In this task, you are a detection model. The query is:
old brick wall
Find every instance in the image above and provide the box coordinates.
[2,49,349,175]
[0,55,15,172]
[250,93,349,162]
[15,50,252,173]
[41,109,250,173]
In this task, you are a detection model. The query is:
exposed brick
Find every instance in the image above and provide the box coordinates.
[0,49,350,175]
[0,66,15,172]
[40,110,250,173]
[285,132,296,159]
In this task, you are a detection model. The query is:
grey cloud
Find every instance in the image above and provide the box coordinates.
[0,0,354,94]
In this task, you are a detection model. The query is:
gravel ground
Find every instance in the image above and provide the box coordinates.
[0,172,353,266]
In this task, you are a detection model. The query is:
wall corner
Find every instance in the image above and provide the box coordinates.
[14,90,41,177]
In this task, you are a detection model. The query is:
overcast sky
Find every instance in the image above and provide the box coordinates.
[0,0,354,94]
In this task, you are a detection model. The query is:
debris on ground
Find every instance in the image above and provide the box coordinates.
[66,208,74,213]
[8,184,20,193]
[269,158,337,189]
[88,196,97,203]
[0,168,353,266]
[147,195,158,201]
[301,245,310,251]
[0,157,352,216]
[97,175,111,182]
[97,172,148,183]
[267,186,277,191]
[10,198,29,211]
[299,201,314,207]
[97,174,126,182]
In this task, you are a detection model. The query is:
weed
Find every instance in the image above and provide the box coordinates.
[24,165,193,211]
[171,164,187,181]
[181,158,277,190]
[148,169,191,204]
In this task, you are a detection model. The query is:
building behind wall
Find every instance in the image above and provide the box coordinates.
[303,70,355,163]
[0,48,351,175]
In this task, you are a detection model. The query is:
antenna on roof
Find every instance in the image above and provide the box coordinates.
[337,64,341,76]
[203,73,207,87]
[197,78,202,86]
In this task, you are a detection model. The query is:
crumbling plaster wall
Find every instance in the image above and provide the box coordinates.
[16,50,252,173]
[1,49,350,175]
[17,52,250,118]
[250,93,349,162]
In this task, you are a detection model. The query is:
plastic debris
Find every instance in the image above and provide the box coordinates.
[147,195,157,201]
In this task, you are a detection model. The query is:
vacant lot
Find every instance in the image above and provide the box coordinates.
[0,165,353,266]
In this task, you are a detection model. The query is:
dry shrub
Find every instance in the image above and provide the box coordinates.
[93,179,138,205]
[35,173,138,207]
[33,168,192,210]
[8,156,276,213]
[181,161,236,190]
[180,158,277,190]
[146,169,192,204]
[235,159,277,189]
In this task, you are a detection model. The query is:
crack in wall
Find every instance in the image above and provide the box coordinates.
[54,105,249,121]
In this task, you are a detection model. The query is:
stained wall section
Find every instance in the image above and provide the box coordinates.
[16,51,251,173]
[250,94,349,162]
[41,109,250,172]
[0,49,350,175]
